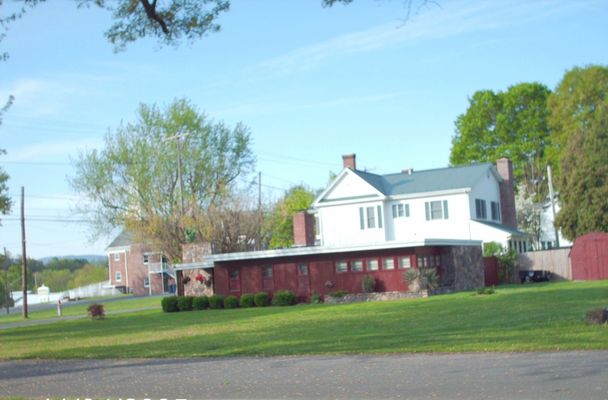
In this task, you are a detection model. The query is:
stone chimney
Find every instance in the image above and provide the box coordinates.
[293,211,315,247]
[342,153,356,170]
[496,158,517,228]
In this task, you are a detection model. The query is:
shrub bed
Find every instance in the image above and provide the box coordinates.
[272,290,297,306]
[224,295,239,309]
[161,296,179,313]
[239,293,255,308]
[254,291,270,307]
[177,296,194,312]
[209,295,224,309]
[192,296,209,310]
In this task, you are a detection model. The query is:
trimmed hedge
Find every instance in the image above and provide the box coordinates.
[161,296,179,313]
[239,293,255,308]
[192,296,209,310]
[209,295,224,309]
[271,290,297,306]
[177,296,194,311]
[224,295,239,309]
[254,291,270,307]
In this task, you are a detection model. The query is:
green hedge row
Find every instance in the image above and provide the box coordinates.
[161,290,302,313]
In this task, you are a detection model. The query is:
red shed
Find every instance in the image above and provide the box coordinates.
[570,232,608,280]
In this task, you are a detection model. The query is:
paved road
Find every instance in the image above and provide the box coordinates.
[1,351,607,399]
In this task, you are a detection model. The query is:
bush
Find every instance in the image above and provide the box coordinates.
[161,296,179,313]
[209,294,224,309]
[476,286,496,295]
[361,275,376,293]
[177,296,194,311]
[224,295,239,309]
[87,303,105,319]
[192,296,209,310]
[271,290,297,306]
[310,292,322,304]
[328,290,349,298]
[239,293,255,308]
[254,291,270,307]
[419,268,439,291]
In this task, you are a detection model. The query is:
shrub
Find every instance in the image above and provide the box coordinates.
[328,290,349,298]
[209,294,224,309]
[271,290,297,306]
[192,296,209,310]
[224,295,239,309]
[177,296,194,312]
[161,296,179,313]
[87,303,105,320]
[476,286,496,295]
[254,291,270,307]
[310,292,322,304]
[239,293,255,308]
[419,268,440,291]
[361,275,376,293]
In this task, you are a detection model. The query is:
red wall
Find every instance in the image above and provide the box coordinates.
[483,257,499,286]
[213,247,444,300]
[571,232,608,280]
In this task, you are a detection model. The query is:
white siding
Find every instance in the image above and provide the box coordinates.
[319,200,386,246]
[324,171,380,201]
[469,170,501,222]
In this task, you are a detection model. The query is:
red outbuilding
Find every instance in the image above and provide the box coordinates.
[570,232,608,280]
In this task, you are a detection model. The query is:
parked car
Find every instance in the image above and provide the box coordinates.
[519,270,552,283]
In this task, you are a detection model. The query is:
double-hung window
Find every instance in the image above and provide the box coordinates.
[359,205,383,229]
[425,200,449,220]
[491,201,500,221]
[392,203,410,219]
[475,199,487,219]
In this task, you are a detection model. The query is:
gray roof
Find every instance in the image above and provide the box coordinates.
[352,163,497,196]
[106,230,134,249]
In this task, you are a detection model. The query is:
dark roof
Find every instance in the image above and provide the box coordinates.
[475,220,529,237]
[106,230,134,249]
[351,163,496,196]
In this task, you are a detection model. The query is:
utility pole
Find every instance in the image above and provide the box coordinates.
[165,133,188,216]
[547,166,560,248]
[257,171,262,250]
[20,186,28,319]
[3,247,9,315]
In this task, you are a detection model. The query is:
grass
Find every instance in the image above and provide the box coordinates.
[0,295,161,323]
[0,281,606,359]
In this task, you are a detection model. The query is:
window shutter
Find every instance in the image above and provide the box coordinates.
[405,204,410,217]
[425,202,430,221]
[359,207,365,230]
[443,200,449,219]
[377,205,383,228]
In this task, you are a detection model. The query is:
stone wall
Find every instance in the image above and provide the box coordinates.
[182,268,214,297]
[442,245,484,291]
[324,290,428,304]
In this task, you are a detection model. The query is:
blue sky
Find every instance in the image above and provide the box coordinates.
[1,0,607,259]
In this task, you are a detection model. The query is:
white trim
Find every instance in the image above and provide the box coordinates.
[387,188,470,201]
[313,168,386,207]
[174,239,482,271]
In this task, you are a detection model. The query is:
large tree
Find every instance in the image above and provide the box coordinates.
[549,65,608,240]
[450,82,552,200]
[71,98,254,261]
[266,185,315,249]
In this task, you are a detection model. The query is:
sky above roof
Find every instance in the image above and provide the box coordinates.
[1,0,607,258]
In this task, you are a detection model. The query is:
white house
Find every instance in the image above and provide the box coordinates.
[311,154,529,253]
[539,199,572,249]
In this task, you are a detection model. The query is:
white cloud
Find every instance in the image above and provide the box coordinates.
[8,137,103,162]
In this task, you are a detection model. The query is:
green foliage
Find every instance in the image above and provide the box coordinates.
[70,264,108,288]
[253,292,270,307]
[38,269,72,292]
[266,185,315,249]
[497,250,518,283]
[209,295,224,309]
[361,275,376,293]
[0,149,11,222]
[239,293,255,308]
[310,292,322,304]
[176,296,194,312]
[483,242,503,257]
[271,290,297,306]
[404,268,439,291]
[192,296,209,310]
[71,98,254,261]
[86,303,105,320]
[223,295,238,309]
[328,290,349,298]
[46,257,88,272]
[476,286,496,295]
[549,65,608,240]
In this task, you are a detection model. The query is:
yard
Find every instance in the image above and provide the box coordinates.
[0,281,606,359]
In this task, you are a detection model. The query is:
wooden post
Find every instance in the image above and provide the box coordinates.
[20,186,28,319]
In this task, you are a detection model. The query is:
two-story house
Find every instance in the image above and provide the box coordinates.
[313,154,528,253]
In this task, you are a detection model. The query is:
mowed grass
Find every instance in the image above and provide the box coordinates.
[0,281,606,359]
[0,296,161,323]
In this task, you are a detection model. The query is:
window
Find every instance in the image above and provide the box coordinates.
[230,270,239,279]
[425,200,449,220]
[298,263,308,276]
[262,265,273,278]
[419,256,427,267]
[336,260,348,273]
[398,256,411,269]
[143,276,150,288]
[382,258,395,270]
[113,253,120,262]
[367,258,379,271]
[351,259,363,272]
[491,201,500,221]
[115,271,122,282]
[366,206,375,228]
[435,255,441,267]
[360,206,383,229]
[392,203,410,219]
[475,199,487,219]
[377,205,383,228]
[143,254,149,264]
[359,207,365,230]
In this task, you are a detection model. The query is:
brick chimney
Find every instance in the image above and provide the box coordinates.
[293,211,315,247]
[496,158,517,228]
[342,153,356,170]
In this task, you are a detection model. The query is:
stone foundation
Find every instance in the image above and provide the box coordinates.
[324,290,428,304]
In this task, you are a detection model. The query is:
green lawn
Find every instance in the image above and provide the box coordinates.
[0,295,161,323]
[0,281,606,359]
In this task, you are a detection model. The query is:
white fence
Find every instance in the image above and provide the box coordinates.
[64,280,121,300]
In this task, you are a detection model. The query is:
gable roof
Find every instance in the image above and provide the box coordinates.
[106,230,134,250]
[350,162,499,197]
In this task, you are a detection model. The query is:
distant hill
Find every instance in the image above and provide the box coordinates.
[39,255,107,265]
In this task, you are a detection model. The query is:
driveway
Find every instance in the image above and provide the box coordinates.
[1,351,606,399]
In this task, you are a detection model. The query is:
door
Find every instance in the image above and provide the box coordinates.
[296,263,311,300]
